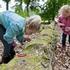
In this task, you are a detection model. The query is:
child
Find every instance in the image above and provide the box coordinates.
[0,11,41,64]
[55,5,70,50]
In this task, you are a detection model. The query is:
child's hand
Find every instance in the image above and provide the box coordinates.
[12,41,24,49]
[12,41,17,47]
[24,35,31,42]
[65,27,70,31]
[58,23,65,27]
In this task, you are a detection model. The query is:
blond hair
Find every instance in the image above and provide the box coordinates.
[26,15,41,30]
[58,5,70,15]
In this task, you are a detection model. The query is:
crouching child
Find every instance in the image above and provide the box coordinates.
[0,11,41,64]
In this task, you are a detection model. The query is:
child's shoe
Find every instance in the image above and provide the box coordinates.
[0,56,11,64]
[61,45,66,52]
[0,50,15,64]
[68,43,70,47]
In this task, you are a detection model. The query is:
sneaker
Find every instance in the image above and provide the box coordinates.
[61,45,66,52]
[0,51,15,64]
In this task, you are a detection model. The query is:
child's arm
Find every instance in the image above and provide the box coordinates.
[3,25,17,44]
[16,30,24,44]
[16,31,31,45]
[3,22,25,45]
[55,16,65,28]
[57,23,65,27]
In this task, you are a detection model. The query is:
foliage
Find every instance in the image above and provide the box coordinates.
[40,0,70,21]
[15,0,41,17]
[2,0,70,20]
[15,5,29,17]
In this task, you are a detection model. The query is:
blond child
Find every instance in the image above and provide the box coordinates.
[55,5,70,50]
[0,11,41,64]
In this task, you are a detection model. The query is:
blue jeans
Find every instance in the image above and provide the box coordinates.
[62,33,70,46]
[0,24,14,57]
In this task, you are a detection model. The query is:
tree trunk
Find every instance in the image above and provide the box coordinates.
[19,0,23,10]
[26,0,31,16]
[26,4,29,15]
[6,2,9,10]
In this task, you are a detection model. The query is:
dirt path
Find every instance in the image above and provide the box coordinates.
[53,25,70,70]
[53,43,70,70]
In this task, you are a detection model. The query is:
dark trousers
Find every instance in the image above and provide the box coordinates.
[0,24,14,57]
[62,33,70,46]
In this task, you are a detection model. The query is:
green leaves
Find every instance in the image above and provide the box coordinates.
[23,0,31,4]
[40,0,70,21]
[15,0,42,16]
